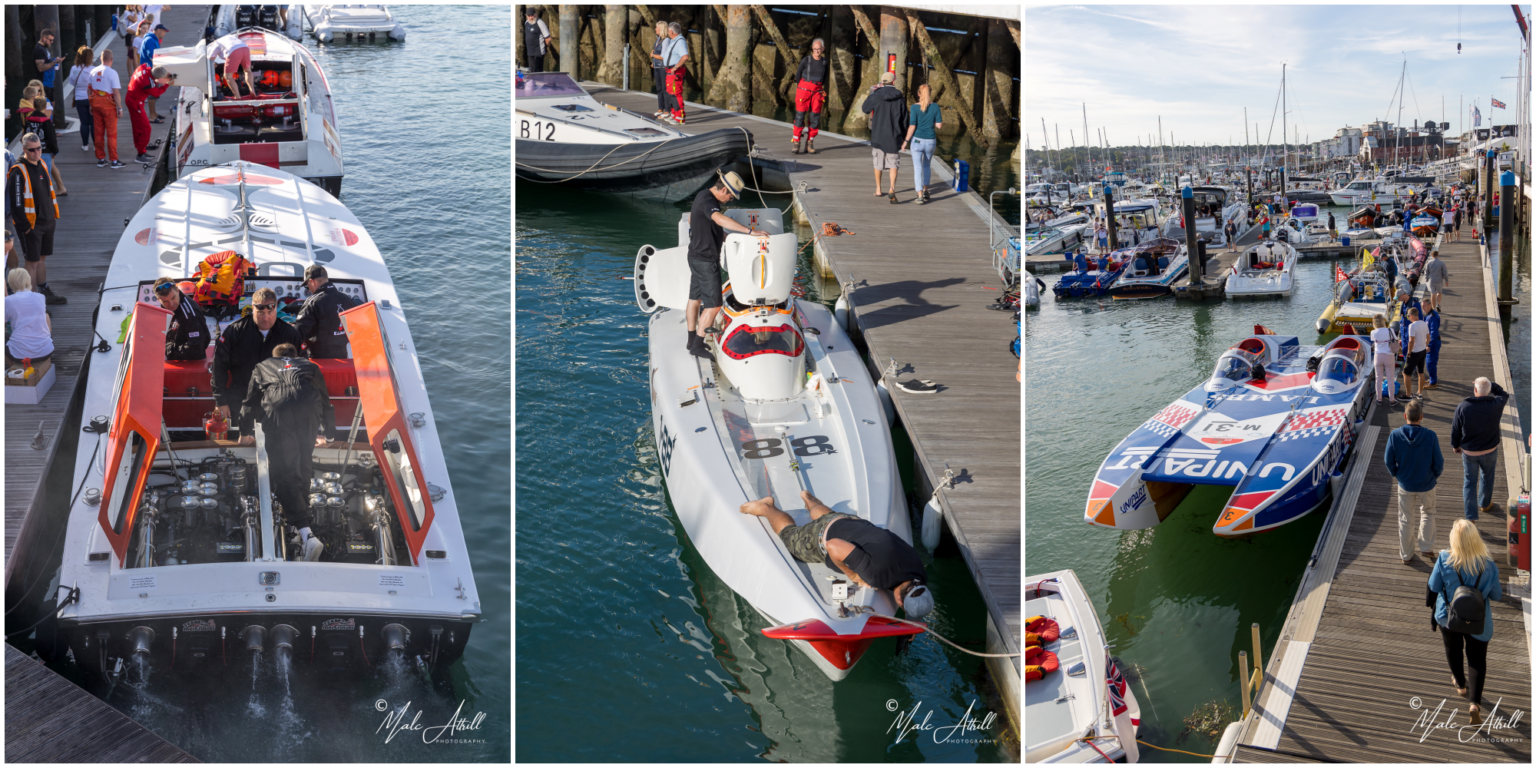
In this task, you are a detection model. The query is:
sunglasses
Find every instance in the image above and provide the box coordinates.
[153,282,175,296]
[252,303,277,311]
[24,146,41,153]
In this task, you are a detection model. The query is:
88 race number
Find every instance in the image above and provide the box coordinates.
[738,436,838,459]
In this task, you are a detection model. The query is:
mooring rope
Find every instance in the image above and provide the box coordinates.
[880,615,1020,658]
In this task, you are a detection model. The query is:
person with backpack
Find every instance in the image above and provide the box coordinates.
[212,287,304,438]
[1429,518,1502,725]
[1384,398,1443,563]
[241,343,334,561]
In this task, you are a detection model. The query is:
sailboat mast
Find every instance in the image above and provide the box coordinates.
[1397,59,1406,168]
[1281,63,1287,200]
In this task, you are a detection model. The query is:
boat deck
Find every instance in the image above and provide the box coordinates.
[1234,226,1532,762]
[579,83,1022,723]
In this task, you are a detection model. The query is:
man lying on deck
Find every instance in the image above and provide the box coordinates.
[741,491,934,619]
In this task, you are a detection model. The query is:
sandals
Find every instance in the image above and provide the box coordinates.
[888,192,898,204]
[894,378,938,394]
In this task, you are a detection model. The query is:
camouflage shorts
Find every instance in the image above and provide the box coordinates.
[779,512,857,564]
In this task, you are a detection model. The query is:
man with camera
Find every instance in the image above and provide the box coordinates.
[125,64,175,164]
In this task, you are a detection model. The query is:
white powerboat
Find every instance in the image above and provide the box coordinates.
[214,5,303,40]
[303,4,405,42]
[634,209,922,680]
[157,30,344,195]
[1226,241,1297,297]
[1099,199,1162,246]
[1025,570,1143,763]
[515,72,752,202]
[1106,238,1187,299]
[1160,186,1242,246]
[1328,177,1420,206]
[1025,225,1082,256]
[1272,215,1314,245]
[45,162,481,683]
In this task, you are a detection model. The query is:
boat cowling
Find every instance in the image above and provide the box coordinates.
[761,615,925,673]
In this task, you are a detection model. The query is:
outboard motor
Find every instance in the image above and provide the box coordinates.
[715,230,806,403]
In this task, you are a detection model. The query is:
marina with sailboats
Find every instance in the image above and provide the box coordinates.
[1026,4,1531,763]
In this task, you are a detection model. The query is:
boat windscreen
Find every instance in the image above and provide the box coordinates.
[1211,355,1251,385]
[516,71,585,98]
[1314,357,1360,393]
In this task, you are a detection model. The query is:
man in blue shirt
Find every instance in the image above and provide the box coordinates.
[1424,307,1442,389]
[659,22,689,124]
[1383,399,1443,563]
[139,26,169,122]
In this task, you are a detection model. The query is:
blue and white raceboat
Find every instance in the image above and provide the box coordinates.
[1106,238,1186,300]
[1085,329,1374,537]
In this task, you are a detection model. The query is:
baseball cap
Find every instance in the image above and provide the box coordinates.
[304,265,328,280]
[717,170,745,199]
[902,580,934,619]
[879,71,895,84]
[154,24,168,31]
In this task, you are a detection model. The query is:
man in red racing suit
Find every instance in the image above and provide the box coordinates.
[791,39,829,154]
[126,64,173,163]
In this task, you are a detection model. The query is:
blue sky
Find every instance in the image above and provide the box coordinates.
[1025,4,1530,149]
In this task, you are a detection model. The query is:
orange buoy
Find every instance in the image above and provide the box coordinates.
[1025,645,1060,681]
[1026,615,1061,647]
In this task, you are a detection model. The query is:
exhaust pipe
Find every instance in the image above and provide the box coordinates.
[241,625,267,655]
[380,623,409,654]
[127,626,156,657]
[271,624,299,662]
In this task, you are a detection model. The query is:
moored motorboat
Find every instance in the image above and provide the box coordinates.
[1226,241,1297,298]
[1316,264,1403,335]
[48,162,481,682]
[1085,329,1374,537]
[634,208,923,680]
[516,72,753,202]
[157,29,344,195]
[1107,238,1186,299]
[304,4,405,41]
[215,5,303,40]
[1025,570,1143,763]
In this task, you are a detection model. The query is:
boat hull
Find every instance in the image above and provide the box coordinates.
[517,129,753,202]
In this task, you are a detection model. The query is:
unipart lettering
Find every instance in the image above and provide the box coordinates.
[320,618,356,631]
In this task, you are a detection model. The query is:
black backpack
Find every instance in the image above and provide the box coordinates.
[1438,555,1487,635]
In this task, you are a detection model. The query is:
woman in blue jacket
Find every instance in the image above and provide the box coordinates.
[1429,518,1502,725]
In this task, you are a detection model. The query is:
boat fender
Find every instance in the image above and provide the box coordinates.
[920,491,943,550]
[1024,645,1060,681]
[874,378,895,424]
[833,294,848,333]
[1025,615,1061,645]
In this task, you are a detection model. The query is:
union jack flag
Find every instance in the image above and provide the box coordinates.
[1492,98,1507,109]
[1107,653,1129,716]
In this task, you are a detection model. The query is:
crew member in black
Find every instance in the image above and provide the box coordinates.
[242,343,334,561]
[522,8,552,73]
[791,38,829,154]
[742,491,935,619]
[153,277,211,361]
[291,265,360,358]
[685,170,765,359]
[212,287,304,438]
[647,20,669,117]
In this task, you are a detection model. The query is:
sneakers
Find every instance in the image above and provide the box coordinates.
[81,143,91,152]
[109,160,126,169]
[37,285,66,305]
[302,533,325,561]
[97,158,108,168]
[135,153,152,163]
[915,196,926,205]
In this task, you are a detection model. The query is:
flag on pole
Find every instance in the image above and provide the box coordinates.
[1474,106,1482,126]
[1107,653,1140,763]
[1492,97,1506,109]
[1336,264,1349,282]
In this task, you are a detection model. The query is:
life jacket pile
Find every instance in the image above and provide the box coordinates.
[1024,615,1062,682]
[193,250,254,309]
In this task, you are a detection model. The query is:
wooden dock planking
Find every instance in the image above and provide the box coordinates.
[4,11,204,570]
[576,85,1022,691]
[1236,229,1532,762]
[5,643,198,762]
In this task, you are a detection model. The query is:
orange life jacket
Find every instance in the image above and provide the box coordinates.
[193,251,254,306]
[1025,646,1060,682]
[9,162,60,227]
[1025,615,1061,647]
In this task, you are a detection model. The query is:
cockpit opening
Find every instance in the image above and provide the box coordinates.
[721,324,804,360]
[1210,353,1252,386]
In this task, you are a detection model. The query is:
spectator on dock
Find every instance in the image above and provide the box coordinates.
[862,71,907,203]
[1402,307,1428,398]
[792,38,831,155]
[1369,314,1398,404]
[126,65,174,164]
[140,25,168,121]
[4,268,54,366]
[1327,211,1337,241]
[1430,518,1501,726]
[1424,307,1442,390]
[8,134,64,305]
[902,84,941,200]
[1450,377,1509,521]
[87,48,126,168]
[1094,221,1107,253]
[523,8,552,74]
[1385,398,1442,563]
[1260,214,1271,241]
[1224,219,1237,252]
[65,46,96,153]
[1451,205,1464,243]
[1425,250,1449,312]
[154,277,211,361]
[648,20,668,117]
[660,22,689,125]
[684,171,764,360]
[33,28,62,91]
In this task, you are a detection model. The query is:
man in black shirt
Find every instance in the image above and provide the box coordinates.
[34,28,61,90]
[685,170,766,359]
[8,134,64,304]
[791,38,829,155]
[153,277,211,361]
[522,8,551,73]
[291,265,360,358]
[862,71,909,203]
[242,343,334,561]
[742,491,935,619]
[647,20,669,117]
[212,287,304,440]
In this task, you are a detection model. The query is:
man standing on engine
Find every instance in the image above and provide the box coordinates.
[291,265,360,358]
[791,38,829,155]
[242,343,334,561]
[685,170,765,360]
